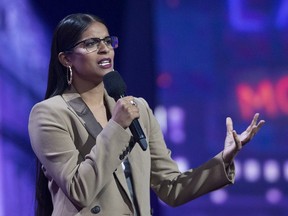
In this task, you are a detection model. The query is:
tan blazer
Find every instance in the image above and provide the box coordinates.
[28,87,234,216]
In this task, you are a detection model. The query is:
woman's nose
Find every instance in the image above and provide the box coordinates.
[97,41,110,53]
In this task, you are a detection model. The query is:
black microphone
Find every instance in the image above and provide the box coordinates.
[103,70,147,151]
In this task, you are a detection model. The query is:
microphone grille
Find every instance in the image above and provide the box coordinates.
[103,71,127,100]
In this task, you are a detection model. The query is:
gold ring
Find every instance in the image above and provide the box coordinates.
[130,100,136,106]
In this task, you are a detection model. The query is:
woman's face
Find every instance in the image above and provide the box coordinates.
[68,21,115,85]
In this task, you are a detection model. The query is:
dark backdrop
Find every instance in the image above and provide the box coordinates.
[0,0,287,215]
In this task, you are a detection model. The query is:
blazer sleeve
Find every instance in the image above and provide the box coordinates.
[28,97,132,207]
[138,98,235,207]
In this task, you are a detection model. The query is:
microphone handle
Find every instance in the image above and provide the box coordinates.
[129,119,147,151]
[117,95,147,151]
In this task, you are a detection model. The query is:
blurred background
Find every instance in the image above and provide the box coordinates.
[0,0,287,215]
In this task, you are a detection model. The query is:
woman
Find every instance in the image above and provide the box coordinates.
[28,13,265,216]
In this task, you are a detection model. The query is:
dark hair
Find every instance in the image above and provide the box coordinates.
[45,13,105,99]
[36,13,106,216]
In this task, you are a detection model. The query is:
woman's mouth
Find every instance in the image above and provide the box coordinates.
[98,58,112,68]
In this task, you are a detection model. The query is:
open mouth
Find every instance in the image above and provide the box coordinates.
[98,58,111,67]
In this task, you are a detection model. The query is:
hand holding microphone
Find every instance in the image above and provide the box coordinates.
[103,70,148,151]
[111,96,140,129]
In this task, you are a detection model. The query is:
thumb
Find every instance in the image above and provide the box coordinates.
[226,117,233,134]
[233,130,242,151]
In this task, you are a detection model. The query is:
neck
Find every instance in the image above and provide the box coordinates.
[73,82,105,106]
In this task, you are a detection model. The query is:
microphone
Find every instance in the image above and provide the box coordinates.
[103,71,147,151]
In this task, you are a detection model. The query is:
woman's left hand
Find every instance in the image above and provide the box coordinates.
[222,113,265,164]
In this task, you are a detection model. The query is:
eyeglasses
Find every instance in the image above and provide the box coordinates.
[66,36,118,53]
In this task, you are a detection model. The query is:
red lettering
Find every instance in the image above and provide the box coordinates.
[236,76,288,119]
[236,80,277,119]
[275,76,288,114]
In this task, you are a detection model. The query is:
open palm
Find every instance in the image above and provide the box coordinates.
[222,113,265,163]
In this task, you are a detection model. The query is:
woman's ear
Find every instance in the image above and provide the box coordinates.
[58,52,71,67]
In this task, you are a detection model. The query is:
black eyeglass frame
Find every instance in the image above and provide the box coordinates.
[65,36,118,52]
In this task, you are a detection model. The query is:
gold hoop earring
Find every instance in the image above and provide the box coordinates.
[67,66,73,85]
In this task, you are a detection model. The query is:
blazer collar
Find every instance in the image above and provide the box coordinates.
[61,86,116,140]
[62,85,116,113]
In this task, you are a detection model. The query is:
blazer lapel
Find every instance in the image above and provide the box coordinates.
[114,164,133,201]
[62,87,103,140]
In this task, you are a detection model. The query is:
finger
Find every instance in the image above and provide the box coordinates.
[251,113,261,128]
[252,113,260,123]
[233,130,242,150]
[128,103,140,116]
[226,117,233,134]
[116,98,127,110]
[130,100,137,106]
[124,96,133,103]
[252,119,265,134]
[243,120,263,143]
[250,119,265,136]
[124,96,137,107]
[256,119,265,131]
[245,113,259,132]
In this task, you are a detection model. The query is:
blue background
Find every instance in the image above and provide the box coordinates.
[0,0,287,215]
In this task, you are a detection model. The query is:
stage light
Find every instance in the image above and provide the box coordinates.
[263,160,280,183]
[266,188,282,204]
[210,189,228,204]
[283,160,288,181]
[168,106,185,144]
[154,106,168,134]
[243,159,261,182]
[234,159,242,180]
[174,156,189,172]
